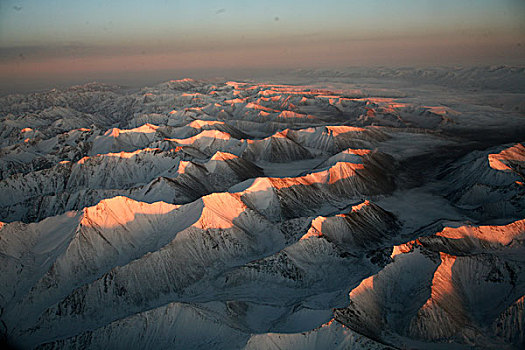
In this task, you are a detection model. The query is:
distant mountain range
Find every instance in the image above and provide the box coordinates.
[1,69,524,349]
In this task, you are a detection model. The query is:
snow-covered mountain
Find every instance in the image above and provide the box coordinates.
[1,69,524,349]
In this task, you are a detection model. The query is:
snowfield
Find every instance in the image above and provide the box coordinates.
[1,66,524,349]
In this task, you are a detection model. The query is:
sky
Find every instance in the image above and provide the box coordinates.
[0,0,524,92]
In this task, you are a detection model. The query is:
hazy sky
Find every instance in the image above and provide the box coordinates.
[0,0,524,92]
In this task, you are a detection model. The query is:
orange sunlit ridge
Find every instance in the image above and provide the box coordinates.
[80,196,179,229]
[77,148,164,164]
[488,143,525,171]
[78,150,371,229]
[390,219,525,256]
[300,200,372,240]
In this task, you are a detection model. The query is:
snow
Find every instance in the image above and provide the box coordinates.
[0,67,524,349]
[81,196,178,228]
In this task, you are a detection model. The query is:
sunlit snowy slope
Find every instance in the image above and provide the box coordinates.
[1,66,524,349]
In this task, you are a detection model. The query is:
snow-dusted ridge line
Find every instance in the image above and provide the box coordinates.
[3,196,399,348]
[0,148,266,223]
[1,189,396,324]
[440,142,525,221]
[1,72,525,349]
[0,116,385,181]
[335,218,525,349]
[37,305,387,350]
[0,123,392,223]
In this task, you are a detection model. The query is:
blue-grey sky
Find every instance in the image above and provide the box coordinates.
[1,0,524,45]
[0,0,524,92]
